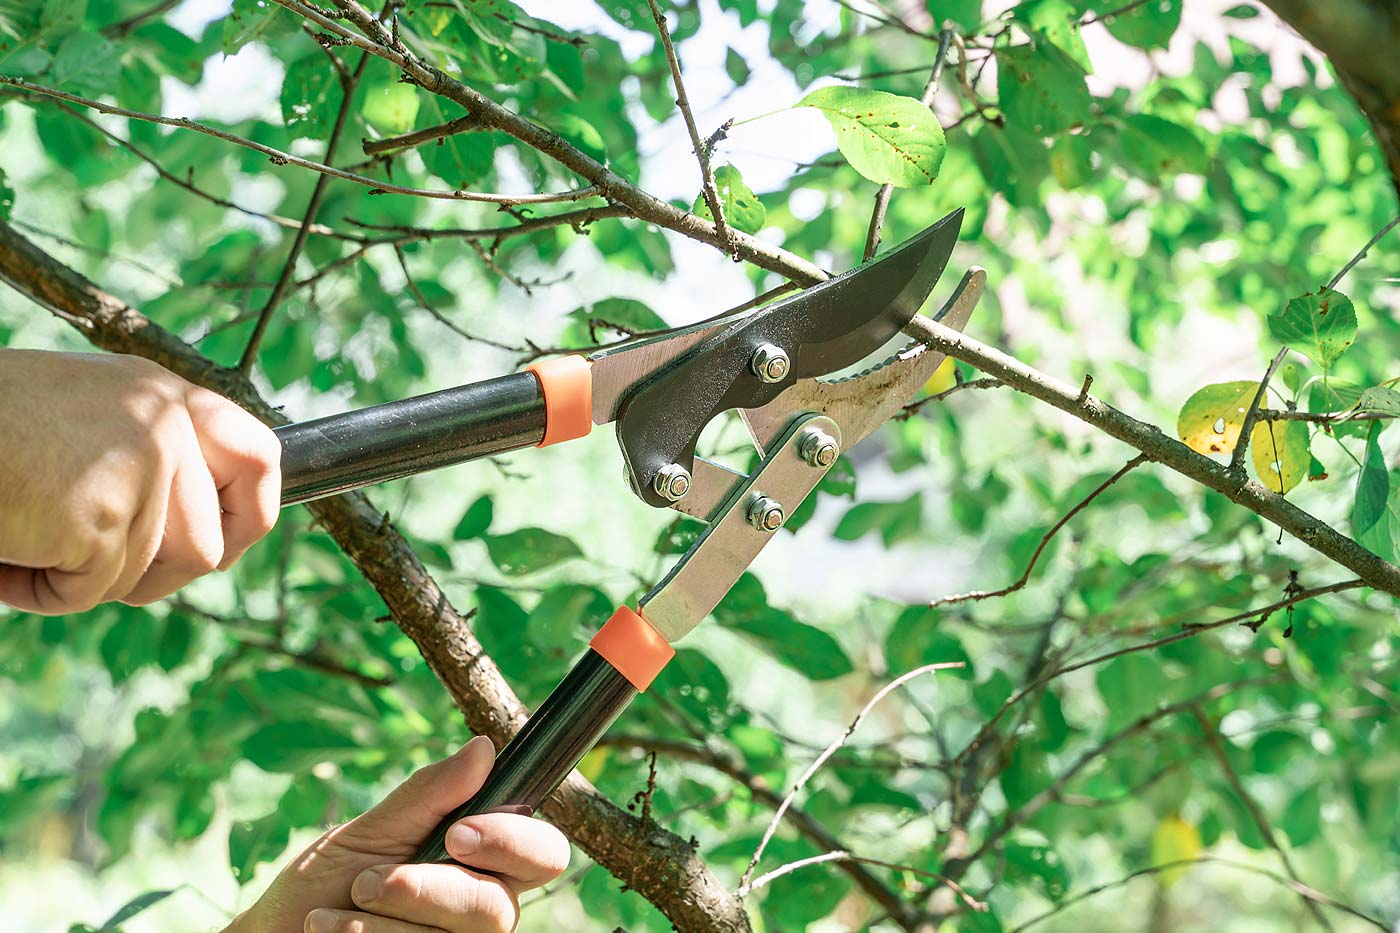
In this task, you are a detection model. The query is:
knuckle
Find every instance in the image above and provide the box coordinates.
[465,878,518,932]
[378,866,423,903]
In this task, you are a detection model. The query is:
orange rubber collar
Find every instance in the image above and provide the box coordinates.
[526,356,592,448]
[590,606,674,692]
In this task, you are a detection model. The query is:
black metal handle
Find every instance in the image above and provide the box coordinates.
[413,649,638,863]
[276,371,546,505]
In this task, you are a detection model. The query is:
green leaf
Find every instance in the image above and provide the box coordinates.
[1102,0,1182,50]
[795,86,946,187]
[833,493,923,547]
[157,613,192,672]
[1352,422,1399,561]
[424,127,496,189]
[280,54,341,130]
[482,527,582,575]
[692,163,766,234]
[454,495,494,540]
[41,0,85,34]
[547,112,607,163]
[1117,114,1209,177]
[567,297,668,334]
[362,81,421,134]
[996,43,1091,136]
[725,46,751,86]
[244,720,359,772]
[1267,288,1357,368]
[52,32,119,93]
[1250,418,1309,494]
[1358,385,1400,416]
[1049,132,1094,188]
[221,0,293,54]
[96,889,178,928]
[716,575,852,680]
[970,123,1050,205]
[1005,841,1070,902]
[1177,381,1258,456]
[229,812,290,883]
[1282,784,1322,846]
[883,606,972,679]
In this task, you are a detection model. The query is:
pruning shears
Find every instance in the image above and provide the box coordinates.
[272,208,984,863]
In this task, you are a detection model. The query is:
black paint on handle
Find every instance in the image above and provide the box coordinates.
[413,650,638,863]
[276,371,546,505]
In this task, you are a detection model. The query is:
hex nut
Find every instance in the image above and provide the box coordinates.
[652,463,692,501]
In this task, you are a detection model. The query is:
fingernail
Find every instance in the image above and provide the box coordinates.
[447,822,481,857]
[306,909,338,933]
[352,868,384,903]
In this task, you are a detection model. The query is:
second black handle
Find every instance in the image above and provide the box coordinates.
[413,649,638,863]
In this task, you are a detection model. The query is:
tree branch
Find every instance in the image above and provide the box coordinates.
[0,220,754,933]
[929,454,1146,607]
[599,734,919,928]
[1008,856,1388,933]
[647,0,733,256]
[362,113,483,156]
[240,48,371,373]
[0,78,602,206]
[740,662,962,893]
[901,316,1400,598]
[1191,707,1333,930]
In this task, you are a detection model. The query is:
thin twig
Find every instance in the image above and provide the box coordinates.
[240,48,370,373]
[1327,214,1400,289]
[1076,0,1151,28]
[931,454,1147,607]
[1009,856,1387,932]
[739,662,963,892]
[0,78,601,206]
[864,28,953,261]
[1192,707,1334,931]
[1228,347,1288,474]
[362,114,483,156]
[953,578,1364,771]
[647,0,734,257]
[898,376,1004,419]
[745,851,986,913]
[102,0,181,36]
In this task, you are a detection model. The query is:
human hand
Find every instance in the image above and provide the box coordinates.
[0,349,281,614]
[228,736,571,933]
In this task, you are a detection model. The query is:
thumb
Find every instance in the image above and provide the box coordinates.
[344,735,497,845]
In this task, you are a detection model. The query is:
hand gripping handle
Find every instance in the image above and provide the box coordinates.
[413,608,673,863]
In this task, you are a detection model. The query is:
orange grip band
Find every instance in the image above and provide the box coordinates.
[590,606,674,692]
[526,356,592,448]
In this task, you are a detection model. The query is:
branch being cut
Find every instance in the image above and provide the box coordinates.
[901,316,1400,598]
[0,220,754,933]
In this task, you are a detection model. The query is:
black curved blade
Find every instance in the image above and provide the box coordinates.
[615,208,965,507]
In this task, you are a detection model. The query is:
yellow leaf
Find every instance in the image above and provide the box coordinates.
[1151,813,1202,886]
[1177,381,1258,456]
[577,746,609,783]
[922,356,957,396]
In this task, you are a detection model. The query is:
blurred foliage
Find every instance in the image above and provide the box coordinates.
[1,0,1399,931]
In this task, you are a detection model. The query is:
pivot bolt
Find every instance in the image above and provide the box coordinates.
[747,494,785,533]
[799,428,840,468]
[652,463,692,501]
[750,343,791,384]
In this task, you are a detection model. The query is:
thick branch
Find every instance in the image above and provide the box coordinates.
[0,221,753,933]
[902,316,1400,598]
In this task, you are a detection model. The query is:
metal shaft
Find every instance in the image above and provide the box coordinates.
[413,650,637,863]
[276,371,546,505]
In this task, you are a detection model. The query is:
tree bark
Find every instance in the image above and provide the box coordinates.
[0,220,753,933]
[1259,0,1400,197]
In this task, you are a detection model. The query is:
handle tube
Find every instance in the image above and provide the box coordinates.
[276,371,546,505]
[413,649,638,863]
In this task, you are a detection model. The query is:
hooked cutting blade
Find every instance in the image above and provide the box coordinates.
[610,209,965,508]
[740,267,987,455]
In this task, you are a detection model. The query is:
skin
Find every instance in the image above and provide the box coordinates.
[227,737,571,933]
[0,349,282,613]
[1,350,571,930]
